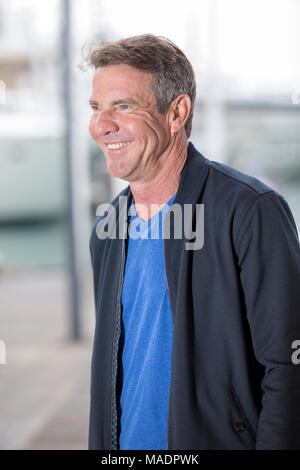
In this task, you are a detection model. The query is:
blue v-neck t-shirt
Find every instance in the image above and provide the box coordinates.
[119,194,176,450]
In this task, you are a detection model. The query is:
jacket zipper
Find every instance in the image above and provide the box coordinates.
[163,238,175,451]
[109,237,126,450]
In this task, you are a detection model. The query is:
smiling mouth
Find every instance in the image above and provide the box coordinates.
[106,141,132,150]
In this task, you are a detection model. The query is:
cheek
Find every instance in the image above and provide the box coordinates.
[144,113,169,138]
[126,119,158,144]
[125,118,143,135]
[146,121,169,146]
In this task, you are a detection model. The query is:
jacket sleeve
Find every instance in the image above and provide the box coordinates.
[235,190,300,449]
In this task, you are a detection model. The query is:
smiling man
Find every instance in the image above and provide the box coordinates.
[88,61,190,220]
[86,34,300,450]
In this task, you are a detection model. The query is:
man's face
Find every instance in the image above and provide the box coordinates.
[89,64,171,181]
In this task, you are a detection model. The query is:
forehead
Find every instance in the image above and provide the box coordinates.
[91,64,154,102]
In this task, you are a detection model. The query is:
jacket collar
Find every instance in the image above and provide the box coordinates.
[174,141,210,205]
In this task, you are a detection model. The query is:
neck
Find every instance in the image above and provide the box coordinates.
[130,135,188,221]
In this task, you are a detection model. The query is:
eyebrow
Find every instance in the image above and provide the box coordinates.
[88,97,143,107]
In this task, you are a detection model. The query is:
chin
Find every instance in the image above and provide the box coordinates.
[107,159,138,180]
[106,165,129,180]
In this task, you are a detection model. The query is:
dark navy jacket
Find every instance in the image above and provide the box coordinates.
[89,142,300,450]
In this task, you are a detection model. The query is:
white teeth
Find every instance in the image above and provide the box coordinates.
[107,141,131,149]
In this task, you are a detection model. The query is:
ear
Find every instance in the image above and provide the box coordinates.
[168,94,191,135]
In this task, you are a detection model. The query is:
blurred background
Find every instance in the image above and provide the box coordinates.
[0,0,299,450]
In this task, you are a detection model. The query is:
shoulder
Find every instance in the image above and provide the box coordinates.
[188,141,273,201]
[187,143,298,242]
[208,159,272,195]
[209,161,298,244]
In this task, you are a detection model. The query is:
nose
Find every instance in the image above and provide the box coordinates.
[91,110,119,138]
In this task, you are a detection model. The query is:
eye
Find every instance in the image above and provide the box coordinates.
[119,104,130,110]
[91,104,99,112]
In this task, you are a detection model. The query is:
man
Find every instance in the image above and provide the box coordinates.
[87,34,300,450]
